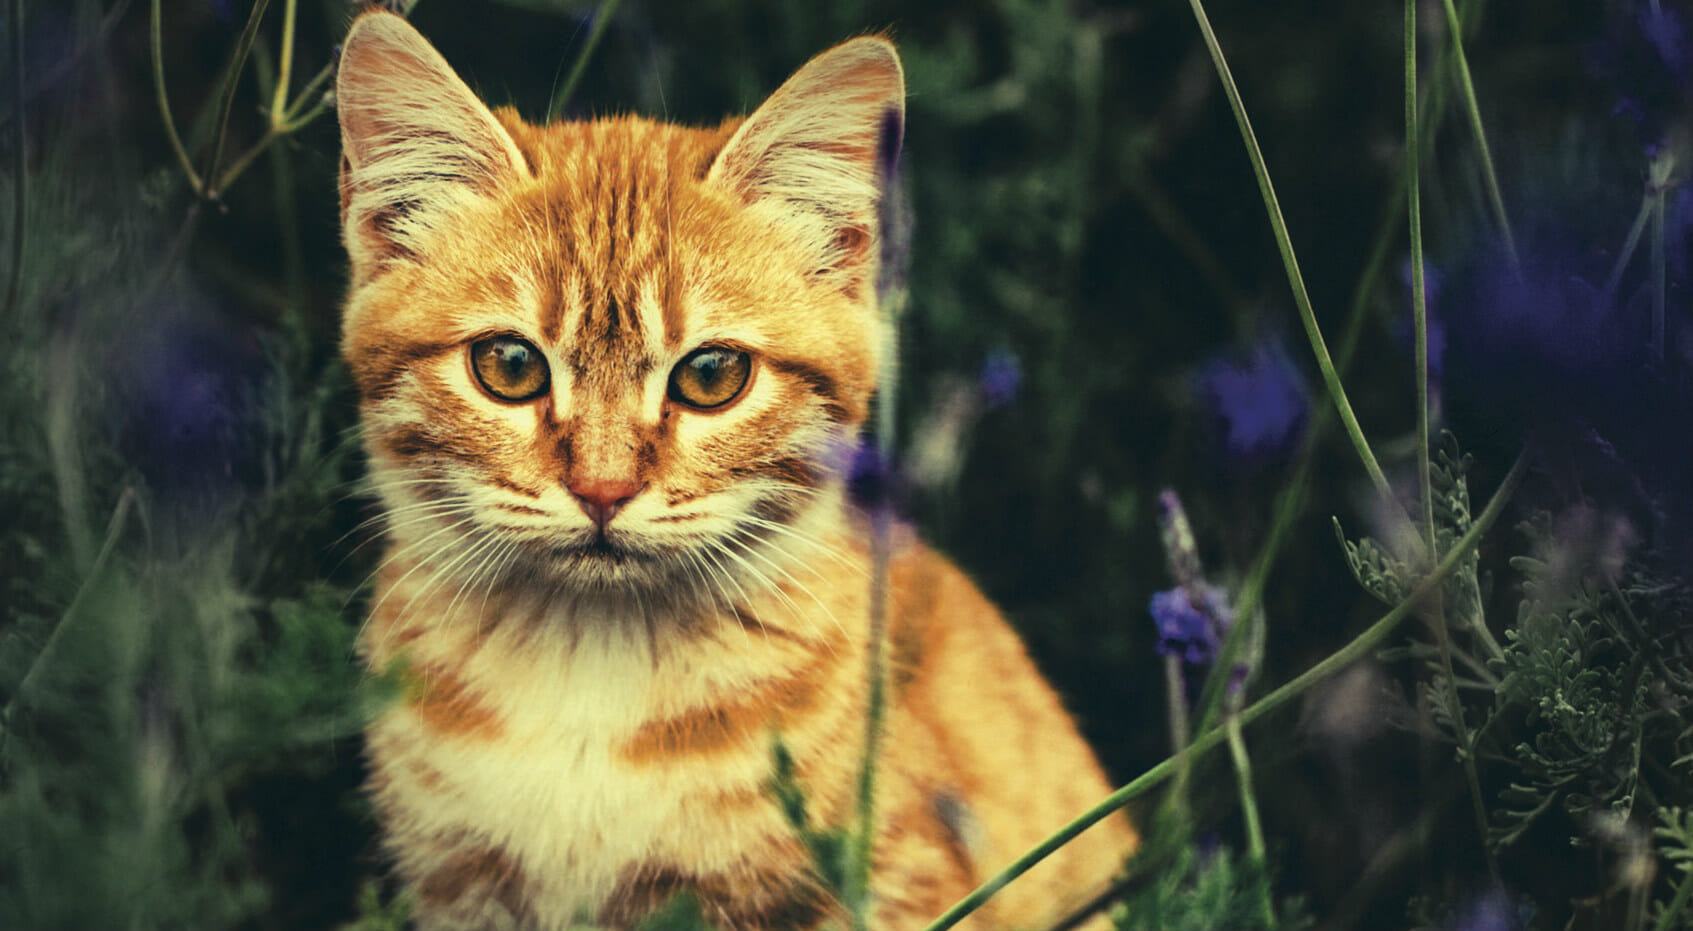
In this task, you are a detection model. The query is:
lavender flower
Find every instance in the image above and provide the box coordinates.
[1192,338,1310,466]
[1156,488,1202,591]
[1149,584,1231,666]
[846,435,903,514]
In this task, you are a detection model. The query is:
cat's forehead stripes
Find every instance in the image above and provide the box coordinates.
[507,117,720,369]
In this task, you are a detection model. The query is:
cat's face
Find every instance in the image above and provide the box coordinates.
[336,13,902,606]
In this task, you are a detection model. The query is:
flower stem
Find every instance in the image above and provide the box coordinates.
[547,0,623,121]
[919,448,1529,931]
[1224,685,1273,928]
[1162,654,1193,822]
[1605,191,1654,296]
[1404,7,1498,868]
[149,0,202,194]
[1402,21,1497,882]
[201,0,273,198]
[1186,0,1392,502]
[269,0,297,127]
[1651,159,1667,364]
[1440,0,1517,270]
[1408,0,1435,555]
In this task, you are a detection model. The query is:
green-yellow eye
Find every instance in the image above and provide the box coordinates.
[470,335,550,402]
[667,346,752,410]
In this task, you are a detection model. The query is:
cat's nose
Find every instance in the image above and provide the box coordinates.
[568,476,644,530]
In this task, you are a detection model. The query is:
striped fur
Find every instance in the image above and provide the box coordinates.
[337,11,1135,930]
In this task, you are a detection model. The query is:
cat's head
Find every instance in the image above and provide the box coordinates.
[336,12,902,609]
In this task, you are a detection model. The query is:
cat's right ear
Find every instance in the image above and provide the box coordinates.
[336,11,528,280]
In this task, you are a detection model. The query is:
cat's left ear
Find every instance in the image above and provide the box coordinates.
[336,11,529,280]
[708,37,904,300]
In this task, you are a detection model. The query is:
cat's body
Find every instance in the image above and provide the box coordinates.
[337,12,1133,930]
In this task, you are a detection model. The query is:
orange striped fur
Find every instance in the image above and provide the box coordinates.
[337,11,1135,930]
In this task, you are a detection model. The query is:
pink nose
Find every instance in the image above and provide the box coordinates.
[567,477,643,530]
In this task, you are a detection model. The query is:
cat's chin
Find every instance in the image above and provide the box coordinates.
[536,537,664,585]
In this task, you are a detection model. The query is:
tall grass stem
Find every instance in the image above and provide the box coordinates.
[150,0,202,193]
[1408,0,1434,552]
[1652,162,1667,363]
[201,0,272,198]
[1186,0,1393,502]
[269,0,297,126]
[1224,703,1273,928]
[1439,0,1517,268]
[547,0,623,121]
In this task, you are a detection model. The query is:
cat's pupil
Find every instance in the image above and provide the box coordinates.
[692,354,724,387]
[494,343,528,376]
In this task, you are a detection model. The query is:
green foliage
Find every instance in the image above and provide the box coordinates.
[770,738,852,907]
[338,881,416,931]
[632,893,711,931]
[1491,568,1646,846]
[1654,808,1693,931]
[1114,843,1310,931]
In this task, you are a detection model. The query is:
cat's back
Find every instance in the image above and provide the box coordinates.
[876,542,1133,929]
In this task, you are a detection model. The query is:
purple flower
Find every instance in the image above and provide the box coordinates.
[977,350,1021,409]
[1432,200,1693,572]
[1445,887,1518,931]
[846,435,903,514]
[1149,585,1230,666]
[1192,338,1310,466]
[1589,2,1693,150]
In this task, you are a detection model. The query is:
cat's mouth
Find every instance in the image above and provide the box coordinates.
[533,531,671,585]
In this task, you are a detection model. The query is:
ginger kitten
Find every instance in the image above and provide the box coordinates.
[336,11,1134,930]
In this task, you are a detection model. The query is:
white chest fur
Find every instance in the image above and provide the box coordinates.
[374,611,799,927]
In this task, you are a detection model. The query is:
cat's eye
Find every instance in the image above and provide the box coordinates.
[470,335,550,402]
[667,346,753,410]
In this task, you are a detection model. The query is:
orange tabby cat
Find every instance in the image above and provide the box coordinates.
[336,10,1134,930]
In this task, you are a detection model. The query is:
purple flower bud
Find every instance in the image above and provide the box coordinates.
[1156,489,1203,591]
